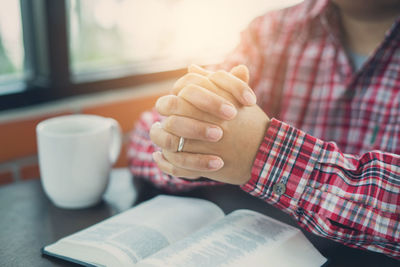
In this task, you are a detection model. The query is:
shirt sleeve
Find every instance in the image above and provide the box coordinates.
[128,109,222,192]
[241,118,400,259]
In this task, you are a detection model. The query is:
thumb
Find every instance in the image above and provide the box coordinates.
[230,65,249,84]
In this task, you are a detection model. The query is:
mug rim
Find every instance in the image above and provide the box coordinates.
[36,114,113,137]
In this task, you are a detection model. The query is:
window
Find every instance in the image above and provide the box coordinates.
[0,0,25,94]
[68,0,302,78]
[0,0,302,111]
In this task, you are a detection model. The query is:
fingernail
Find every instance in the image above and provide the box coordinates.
[220,103,237,119]
[243,91,256,105]
[206,127,223,141]
[208,158,224,169]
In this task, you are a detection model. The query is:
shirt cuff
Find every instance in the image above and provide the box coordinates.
[240,118,323,216]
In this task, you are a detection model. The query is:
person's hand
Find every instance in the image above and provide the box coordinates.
[151,104,269,185]
[150,66,270,185]
[170,64,257,120]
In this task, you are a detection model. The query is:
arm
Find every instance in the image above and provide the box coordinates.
[241,118,400,259]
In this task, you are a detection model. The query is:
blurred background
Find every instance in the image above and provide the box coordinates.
[0,0,302,185]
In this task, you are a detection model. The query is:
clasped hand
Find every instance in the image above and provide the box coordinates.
[150,65,270,185]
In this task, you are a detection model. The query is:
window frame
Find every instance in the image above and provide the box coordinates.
[0,0,184,111]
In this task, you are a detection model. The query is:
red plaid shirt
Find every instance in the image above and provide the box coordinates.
[128,0,400,259]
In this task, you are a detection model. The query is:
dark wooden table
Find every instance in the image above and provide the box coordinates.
[0,170,398,267]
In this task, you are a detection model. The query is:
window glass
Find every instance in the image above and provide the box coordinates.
[0,0,25,86]
[68,0,302,76]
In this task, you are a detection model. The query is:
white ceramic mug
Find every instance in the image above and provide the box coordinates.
[36,114,122,209]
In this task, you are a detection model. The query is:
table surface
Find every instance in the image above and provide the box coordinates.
[0,170,398,267]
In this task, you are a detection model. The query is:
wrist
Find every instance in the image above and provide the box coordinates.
[241,111,270,185]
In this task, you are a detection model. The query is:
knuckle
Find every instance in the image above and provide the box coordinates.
[198,157,210,169]
[167,115,179,128]
[177,74,195,90]
[164,95,178,114]
[216,70,227,77]
[237,82,248,94]
[172,77,184,94]
[169,166,180,176]
[149,125,156,141]
[164,133,176,151]
[162,116,174,131]
[185,73,201,81]
[180,84,196,96]
[178,155,188,166]
[149,123,160,142]
[155,96,167,113]
[172,73,200,94]
[196,123,208,139]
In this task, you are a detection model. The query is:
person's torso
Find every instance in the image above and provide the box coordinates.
[253,2,400,156]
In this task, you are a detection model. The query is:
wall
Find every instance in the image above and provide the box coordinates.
[0,79,173,186]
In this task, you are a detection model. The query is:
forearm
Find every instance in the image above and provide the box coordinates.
[241,118,400,259]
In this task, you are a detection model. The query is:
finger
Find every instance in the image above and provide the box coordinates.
[189,63,249,84]
[150,122,201,153]
[209,70,257,106]
[150,122,180,152]
[155,95,223,124]
[162,115,223,142]
[188,64,212,76]
[187,64,250,107]
[152,151,199,178]
[178,84,237,120]
[150,122,211,154]
[171,72,216,95]
[162,150,224,172]
[230,65,249,83]
[171,73,238,105]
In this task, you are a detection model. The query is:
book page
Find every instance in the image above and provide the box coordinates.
[44,195,224,266]
[137,209,326,267]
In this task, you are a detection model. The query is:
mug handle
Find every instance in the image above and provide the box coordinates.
[107,118,122,164]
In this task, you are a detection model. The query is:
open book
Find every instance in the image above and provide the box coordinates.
[43,195,327,267]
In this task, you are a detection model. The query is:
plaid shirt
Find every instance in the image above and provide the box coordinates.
[128,0,400,259]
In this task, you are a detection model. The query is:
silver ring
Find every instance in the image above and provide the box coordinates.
[177,136,185,152]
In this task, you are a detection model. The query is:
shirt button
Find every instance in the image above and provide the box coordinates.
[296,207,304,216]
[272,182,286,196]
